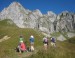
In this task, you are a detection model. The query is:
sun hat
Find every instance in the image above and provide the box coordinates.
[30,35,34,38]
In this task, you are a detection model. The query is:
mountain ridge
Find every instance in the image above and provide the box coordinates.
[0,1,75,34]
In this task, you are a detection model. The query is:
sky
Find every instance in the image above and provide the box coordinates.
[0,0,75,14]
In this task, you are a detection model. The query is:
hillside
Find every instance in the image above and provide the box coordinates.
[0,19,44,58]
[0,1,75,58]
[0,19,75,58]
[27,37,75,58]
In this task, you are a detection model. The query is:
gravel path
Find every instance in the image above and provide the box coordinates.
[0,35,10,42]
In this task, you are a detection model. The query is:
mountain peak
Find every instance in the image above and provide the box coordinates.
[10,2,21,6]
[47,11,56,16]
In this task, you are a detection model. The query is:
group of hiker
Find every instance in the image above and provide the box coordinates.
[16,35,35,53]
[16,35,56,53]
[43,36,56,50]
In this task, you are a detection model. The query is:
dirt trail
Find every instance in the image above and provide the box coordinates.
[17,46,42,58]
[17,49,38,58]
[0,35,10,42]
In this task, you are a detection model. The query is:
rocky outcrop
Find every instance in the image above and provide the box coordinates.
[57,35,66,41]
[0,2,31,28]
[0,2,57,34]
[67,32,75,38]
[37,11,57,34]
[57,11,75,32]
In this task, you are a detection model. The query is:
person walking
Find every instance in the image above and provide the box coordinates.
[16,35,27,53]
[29,35,34,51]
[51,37,56,47]
[43,36,48,50]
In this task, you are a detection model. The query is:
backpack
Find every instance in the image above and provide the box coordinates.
[51,37,55,43]
[44,38,48,43]
[30,38,34,42]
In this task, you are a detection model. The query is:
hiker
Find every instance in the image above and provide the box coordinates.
[50,37,56,47]
[16,41,27,53]
[43,36,48,50]
[29,35,34,51]
[16,35,27,53]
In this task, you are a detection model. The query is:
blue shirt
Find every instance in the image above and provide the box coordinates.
[30,38,34,43]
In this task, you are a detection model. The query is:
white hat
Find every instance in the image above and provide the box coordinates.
[31,35,34,38]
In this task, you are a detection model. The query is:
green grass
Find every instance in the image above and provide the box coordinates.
[50,32,61,38]
[0,19,44,58]
[27,37,75,58]
[68,36,75,44]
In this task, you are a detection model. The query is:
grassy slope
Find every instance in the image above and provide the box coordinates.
[0,19,75,58]
[28,37,75,58]
[0,19,44,58]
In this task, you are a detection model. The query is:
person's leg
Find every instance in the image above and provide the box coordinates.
[44,44,47,50]
[18,46,22,53]
[31,42,34,51]
[54,43,56,47]
[19,48,21,53]
[31,45,34,51]
[21,50,24,53]
[51,42,53,46]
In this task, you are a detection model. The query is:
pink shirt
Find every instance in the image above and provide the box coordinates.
[20,42,26,51]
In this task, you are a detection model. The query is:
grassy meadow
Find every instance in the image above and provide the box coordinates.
[28,37,75,58]
[0,19,44,58]
[0,19,75,58]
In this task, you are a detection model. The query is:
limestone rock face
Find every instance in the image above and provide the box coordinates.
[73,15,75,29]
[0,2,75,35]
[57,11,74,32]
[37,11,57,34]
[27,9,43,28]
[57,35,66,41]
[0,2,43,29]
[47,11,56,22]
[0,2,31,28]
[74,15,75,23]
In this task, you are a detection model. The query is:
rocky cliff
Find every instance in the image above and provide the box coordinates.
[0,2,75,34]
[57,11,75,32]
